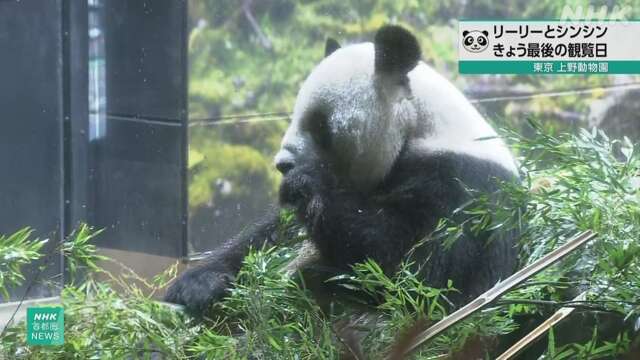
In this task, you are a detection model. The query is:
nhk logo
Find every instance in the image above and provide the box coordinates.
[33,312,58,321]
[26,307,64,346]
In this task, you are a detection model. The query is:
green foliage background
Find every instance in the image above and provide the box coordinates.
[186,0,640,252]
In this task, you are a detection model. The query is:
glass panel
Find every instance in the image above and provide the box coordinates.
[188,118,287,253]
[187,2,294,254]
[88,0,187,261]
[0,0,65,303]
[186,1,640,257]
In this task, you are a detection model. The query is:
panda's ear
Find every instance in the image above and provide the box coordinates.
[325,38,341,57]
[374,25,421,75]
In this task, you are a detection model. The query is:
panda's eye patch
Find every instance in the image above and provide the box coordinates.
[305,109,332,150]
[477,36,486,45]
[464,36,474,46]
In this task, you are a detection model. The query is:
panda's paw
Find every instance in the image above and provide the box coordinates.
[164,267,234,315]
[306,194,325,215]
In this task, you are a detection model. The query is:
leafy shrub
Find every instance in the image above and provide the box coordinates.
[1,125,639,359]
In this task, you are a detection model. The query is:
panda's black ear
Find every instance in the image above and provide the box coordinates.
[325,38,341,57]
[374,25,421,75]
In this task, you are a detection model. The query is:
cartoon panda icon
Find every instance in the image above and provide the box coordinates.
[462,30,489,53]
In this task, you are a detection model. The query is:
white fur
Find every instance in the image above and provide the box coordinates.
[407,63,518,175]
[275,42,518,188]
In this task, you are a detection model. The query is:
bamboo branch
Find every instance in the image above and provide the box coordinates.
[496,292,587,360]
[395,230,597,358]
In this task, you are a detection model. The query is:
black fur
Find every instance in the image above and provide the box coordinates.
[166,147,519,314]
[325,38,341,57]
[374,25,421,75]
[385,150,519,300]
[281,149,519,302]
[164,210,281,314]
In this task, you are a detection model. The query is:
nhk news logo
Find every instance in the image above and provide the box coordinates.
[26,307,64,346]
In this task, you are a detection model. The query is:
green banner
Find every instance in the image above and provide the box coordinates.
[26,307,64,346]
[459,61,640,74]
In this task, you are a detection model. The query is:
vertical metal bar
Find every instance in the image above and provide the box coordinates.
[180,0,189,259]
[61,0,90,285]
[60,0,69,287]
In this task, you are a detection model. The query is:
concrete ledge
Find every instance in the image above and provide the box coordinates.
[0,296,60,330]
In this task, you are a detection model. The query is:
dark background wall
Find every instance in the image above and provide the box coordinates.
[92,0,188,258]
[0,0,66,300]
[0,0,188,301]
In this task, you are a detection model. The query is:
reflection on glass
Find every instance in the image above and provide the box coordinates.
[89,0,106,141]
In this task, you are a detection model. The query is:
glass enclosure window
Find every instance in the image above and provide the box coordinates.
[86,1,187,263]
[0,0,188,304]
[185,1,640,257]
[2,0,640,304]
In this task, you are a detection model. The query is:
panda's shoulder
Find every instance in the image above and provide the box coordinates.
[407,62,483,124]
[405,134,519,177]
[404,63,519,176]
[391,143,519,192]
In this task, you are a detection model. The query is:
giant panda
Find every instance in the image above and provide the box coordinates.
[165,25,520,315]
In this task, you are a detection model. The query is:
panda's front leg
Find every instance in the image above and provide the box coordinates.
[164,210,280,315]
[164,263,235,315]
